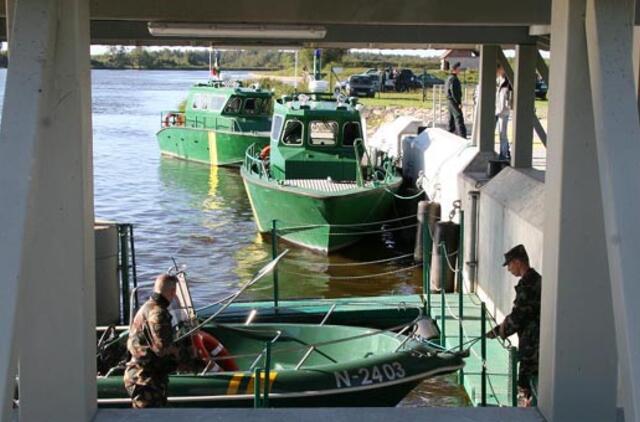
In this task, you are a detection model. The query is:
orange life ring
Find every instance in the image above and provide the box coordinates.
[191,330,238,372]
[259,145,271,160]
[175,113,185,126]
[163,113,174,128]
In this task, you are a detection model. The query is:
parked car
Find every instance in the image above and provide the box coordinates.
[346,75,376,98]
[418,72,445,88]
[394,69,423,92]
[535,79,548,100]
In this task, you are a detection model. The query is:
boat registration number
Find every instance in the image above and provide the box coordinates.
[334,362,406,388]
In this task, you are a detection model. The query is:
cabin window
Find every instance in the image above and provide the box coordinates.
[192,94,227,112]
[281,120,303,145]
[192,94,208,110]
[208,95,226,112]
[271,115,284,140]
[309,121,338,146]
[223,96,242,114]
[342,122,362,146]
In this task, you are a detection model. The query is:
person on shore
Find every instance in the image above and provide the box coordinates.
[445,62,467,138]
[124,274,183,408]
[487,244,541,406]
[496,65,512,160]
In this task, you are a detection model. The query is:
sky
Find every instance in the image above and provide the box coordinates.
[88,45,535,59]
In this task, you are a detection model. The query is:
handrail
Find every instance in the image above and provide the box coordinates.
[175,250,289,342]
[243,143,270,179]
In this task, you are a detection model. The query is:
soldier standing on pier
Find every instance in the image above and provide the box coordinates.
[445,62,467,138]
[124,274,183,408]
[487,244,541,406]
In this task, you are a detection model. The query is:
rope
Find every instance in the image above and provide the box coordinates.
[327,223,418,236]
[275,214,417,233]
[279,263,422,280]
[283,252,415,267]
[383,186,425,200]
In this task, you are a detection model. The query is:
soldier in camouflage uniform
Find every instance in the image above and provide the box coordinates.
[124,274,181,408]
[487,244,541,405]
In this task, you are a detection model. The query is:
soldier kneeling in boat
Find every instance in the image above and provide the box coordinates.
[486,244,541,406]
[124,274,195,408]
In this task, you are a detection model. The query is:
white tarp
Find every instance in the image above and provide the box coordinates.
[366,116,423,159]
[416,128,477,220]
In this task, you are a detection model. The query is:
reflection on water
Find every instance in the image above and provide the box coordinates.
[155,157,423,304]
[86,69,466,407]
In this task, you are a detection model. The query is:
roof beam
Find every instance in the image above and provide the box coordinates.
[87,0,551,25]
[83,21,538,47]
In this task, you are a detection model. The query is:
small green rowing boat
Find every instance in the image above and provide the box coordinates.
[97,322,464,408]
[157,81,273,166]
[241,93,402,252]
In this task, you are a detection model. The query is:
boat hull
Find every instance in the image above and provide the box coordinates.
[241,169,403,253]
[157,127,269,166]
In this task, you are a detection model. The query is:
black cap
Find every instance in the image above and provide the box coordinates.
[502,244,529,266]
[452,62,462,70]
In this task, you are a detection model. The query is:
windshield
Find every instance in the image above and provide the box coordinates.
[243,97,271,116]
[223,96,242,114]
[282,120,303,145]
[343,122,362,146]
[309,121,338,146]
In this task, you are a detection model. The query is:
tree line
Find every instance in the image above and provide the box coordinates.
[89,47,442,70]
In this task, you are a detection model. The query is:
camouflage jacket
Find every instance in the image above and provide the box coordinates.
[126,293,178,377]
[494,268,541,352]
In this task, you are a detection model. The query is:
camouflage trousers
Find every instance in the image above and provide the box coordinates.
[123,363,168,408]
[518,345,539,398]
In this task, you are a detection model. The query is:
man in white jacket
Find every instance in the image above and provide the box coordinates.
[496,65,512,160]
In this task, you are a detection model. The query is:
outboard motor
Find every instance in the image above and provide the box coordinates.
[414,317,440,341]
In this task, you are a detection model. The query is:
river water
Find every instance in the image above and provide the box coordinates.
[0,68,468,407]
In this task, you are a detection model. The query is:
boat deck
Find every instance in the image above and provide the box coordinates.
[212,293,516,407]
[283,179,367,192]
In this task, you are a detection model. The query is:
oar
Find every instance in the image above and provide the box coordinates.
[175,249,289,342]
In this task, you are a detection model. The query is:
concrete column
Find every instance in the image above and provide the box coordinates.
[0,0,95,421]
[633,26,640,120]
[477,45,497,153]
[511,45,537,168]
[539,0,617,420]
[586,0,640,420]
[4,0,15,54]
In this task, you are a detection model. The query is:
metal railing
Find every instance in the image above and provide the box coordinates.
[420,206,519,407]
[243,143,270,180]
[116,223,138,325]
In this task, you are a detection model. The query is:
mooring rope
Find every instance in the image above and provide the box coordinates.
[279,263,422,280]
[283,252,415,267]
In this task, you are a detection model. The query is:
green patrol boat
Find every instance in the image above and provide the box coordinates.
[157,81,273,166]
[241,93,403,253]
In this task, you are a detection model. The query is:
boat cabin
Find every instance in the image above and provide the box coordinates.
[184,82,273,132]
[269,94,364,182]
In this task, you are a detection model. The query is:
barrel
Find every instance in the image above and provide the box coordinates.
[429,221,460,292]
[95,221,120,325]
[414,200,441,262]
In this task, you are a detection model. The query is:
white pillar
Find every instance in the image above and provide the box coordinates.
[512,44,537,168]
[586,1,640,420]
[0,0,95,421]
[633,26,640,119]
[539,0,618,421]
[477,45,497,153]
